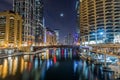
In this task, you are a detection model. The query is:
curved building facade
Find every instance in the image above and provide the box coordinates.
[80,0,120,44]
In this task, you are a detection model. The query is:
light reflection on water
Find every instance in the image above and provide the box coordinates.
[0,48,115,80]
[2,59,8,78]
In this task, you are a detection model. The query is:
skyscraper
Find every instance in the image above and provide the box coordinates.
[13,0,44,46]
[80,0,120,44]
[75,0,80,45]
[34,0,44,46]
[75,0,80,34]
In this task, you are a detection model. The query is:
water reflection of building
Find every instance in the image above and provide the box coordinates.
[0,11,22,48]
[0,57,19,79]
[12,57,18,75]
[21,57,24,73]
[0,64,2,77]
[8,57,13,75]
[2,59,8,78]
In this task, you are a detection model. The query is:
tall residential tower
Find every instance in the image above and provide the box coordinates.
[80,0,120,44]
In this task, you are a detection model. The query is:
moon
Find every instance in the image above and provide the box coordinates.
[60,13,64,17]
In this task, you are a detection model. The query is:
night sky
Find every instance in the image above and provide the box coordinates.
[0,0,12,11]
[0,0,78,43]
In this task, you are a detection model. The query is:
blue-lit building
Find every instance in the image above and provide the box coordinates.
[75,0,80,34]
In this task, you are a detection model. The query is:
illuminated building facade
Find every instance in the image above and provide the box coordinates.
[76,0,80,34]
[13,0,35,46]
[54,29,59,44]
[64,33,73,45]
[34,0,44,46]
[45,28,57,46]
[75,0,80,45]
[13,0,44,46]
[0,11,22,48]
[80,0,120,44]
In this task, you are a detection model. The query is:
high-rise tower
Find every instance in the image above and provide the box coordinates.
[13,0,44,46]
[34,0,44,46]
[80,0,120,44]
[76,0,80,34]
[13,0,35,46]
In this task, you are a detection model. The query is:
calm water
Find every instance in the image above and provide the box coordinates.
[0,48,115,80]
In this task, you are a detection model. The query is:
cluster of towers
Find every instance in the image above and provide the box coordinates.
[0,0,59,49]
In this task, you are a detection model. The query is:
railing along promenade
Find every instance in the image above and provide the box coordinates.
[87,43,120,58]
[0,49,45,59]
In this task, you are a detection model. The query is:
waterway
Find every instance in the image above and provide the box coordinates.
[0,48,115,80]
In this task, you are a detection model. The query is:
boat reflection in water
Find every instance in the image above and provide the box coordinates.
[0,48,115,80]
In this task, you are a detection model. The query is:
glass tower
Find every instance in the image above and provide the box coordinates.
[13,0,44,46]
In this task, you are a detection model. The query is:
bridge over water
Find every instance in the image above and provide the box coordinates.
[33,45,80,51]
